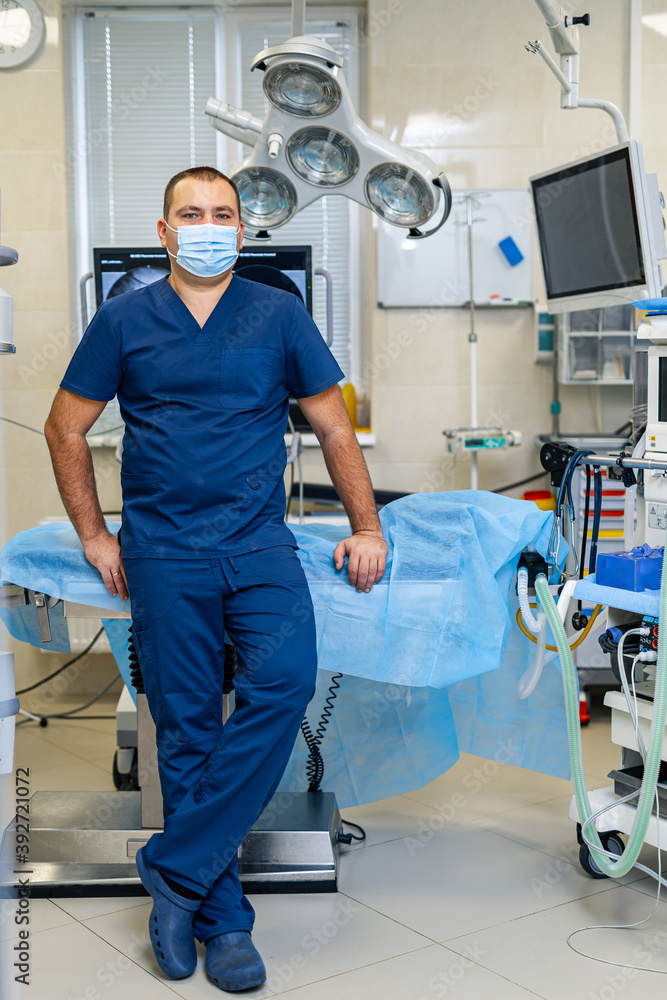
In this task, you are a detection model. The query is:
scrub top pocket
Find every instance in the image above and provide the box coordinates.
[220,348,277,410]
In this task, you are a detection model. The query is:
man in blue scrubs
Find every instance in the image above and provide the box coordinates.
[44,167,387,992]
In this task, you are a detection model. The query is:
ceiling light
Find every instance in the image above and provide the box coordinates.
[264,62,341,118]
[286,127,359,187]
[365,163,435,228]
[234,166,297,231]
[207,29,451,238]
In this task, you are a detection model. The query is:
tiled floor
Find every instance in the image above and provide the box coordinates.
[4,699,667,998]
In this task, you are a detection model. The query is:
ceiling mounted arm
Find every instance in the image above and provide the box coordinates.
[291,0,306,38]
[527,1,628,145]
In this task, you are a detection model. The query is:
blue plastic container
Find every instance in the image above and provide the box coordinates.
[596,544,664,592]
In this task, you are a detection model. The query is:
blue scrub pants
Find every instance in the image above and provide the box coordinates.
[123,545,317,944]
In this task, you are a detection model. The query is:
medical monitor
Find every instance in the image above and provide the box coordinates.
[93,244,313,314]
[530,141,666,312]
[235,245,312,315]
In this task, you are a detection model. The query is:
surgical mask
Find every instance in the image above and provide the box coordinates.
[165,222,240,277]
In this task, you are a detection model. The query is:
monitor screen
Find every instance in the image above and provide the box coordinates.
[531,147,645,301]
[93,249,170,307]
[93,244,313,314]
[234,245,312,315]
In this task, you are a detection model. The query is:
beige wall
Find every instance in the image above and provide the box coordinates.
[0,2,119,700]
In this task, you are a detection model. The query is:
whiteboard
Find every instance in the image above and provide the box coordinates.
[376,188,534,308]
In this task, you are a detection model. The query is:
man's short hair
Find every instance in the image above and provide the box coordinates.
[163,166,241,222]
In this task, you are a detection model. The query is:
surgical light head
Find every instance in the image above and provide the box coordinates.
[206,35,451,240]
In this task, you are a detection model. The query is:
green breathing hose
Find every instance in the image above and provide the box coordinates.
[535,567,667,877]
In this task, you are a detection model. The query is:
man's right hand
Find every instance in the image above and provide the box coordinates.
[83,531,129,600]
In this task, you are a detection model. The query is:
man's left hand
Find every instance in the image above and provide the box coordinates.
[333,531,388,592]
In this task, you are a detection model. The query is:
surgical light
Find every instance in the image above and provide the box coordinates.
[234,166,297,231]
[287,128,358,187]
[365,163,434,228]
[264,62,341,118]
[205,5,451,239]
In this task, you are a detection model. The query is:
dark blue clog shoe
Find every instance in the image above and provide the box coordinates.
[205,931,266,991]
[136,847,200,980]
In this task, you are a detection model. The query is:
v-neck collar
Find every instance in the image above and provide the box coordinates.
[153,274,243,344]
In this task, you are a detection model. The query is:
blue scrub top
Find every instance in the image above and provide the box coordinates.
[60,275,344,558]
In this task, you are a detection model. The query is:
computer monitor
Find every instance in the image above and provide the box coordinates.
[93,244,313,314]
[235,245,312,315]
[93,248,170,308]
[530,141,666,312]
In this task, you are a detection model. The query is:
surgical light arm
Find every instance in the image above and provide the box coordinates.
[205,97,262,147]
[527,1,629,144]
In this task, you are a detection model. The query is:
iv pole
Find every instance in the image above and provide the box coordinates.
[465,195,479,491]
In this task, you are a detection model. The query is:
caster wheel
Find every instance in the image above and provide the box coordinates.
[112,747,139,791]
[579,831,624,879]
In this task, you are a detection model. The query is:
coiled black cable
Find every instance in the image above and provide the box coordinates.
[127,625,144,693]
[300,673,342,793]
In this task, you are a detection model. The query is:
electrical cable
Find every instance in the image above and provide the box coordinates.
[46,673,122,718]
[548,449,593,578]
[300,673,343,793]
[16,627,105,694]
[339,819,366,841]
[516,603,603,651]
[0,416,44,435]
[16,672,121,726]
[16,715,115,725]
[491,470,549,495]
[588,465,602,575]
[286,459,295,520]
[566,632,667,975]
[0,416,125,437]
[578,464,591,612]
[613,418,633,437]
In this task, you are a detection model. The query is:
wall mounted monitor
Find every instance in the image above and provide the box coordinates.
[530,141,666,312]
[93,244,313,315]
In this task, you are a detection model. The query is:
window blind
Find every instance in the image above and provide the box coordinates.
[74,8,359,378]
[81,10,218,247]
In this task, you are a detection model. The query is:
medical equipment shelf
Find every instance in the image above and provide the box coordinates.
[567,579,667,875]
[573,576,660,618]
[568,784,667,852]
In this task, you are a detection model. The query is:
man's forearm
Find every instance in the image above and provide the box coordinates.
[45,430,108,543]
[319,425,382,534]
